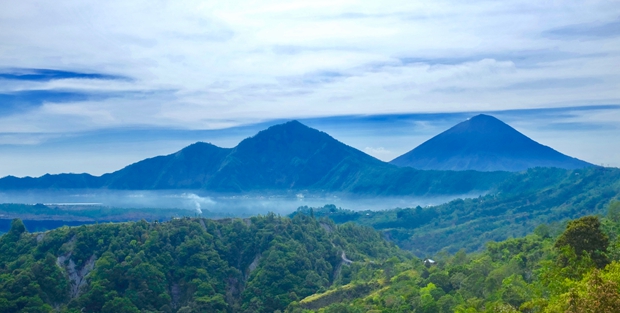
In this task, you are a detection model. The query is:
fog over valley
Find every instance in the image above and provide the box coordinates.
[0,189,473,218]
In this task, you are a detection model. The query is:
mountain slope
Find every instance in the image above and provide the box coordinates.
[201,120,388,192]
[298,166,620,256]
[390,114,594,171]
[0,120,512,195]
[103,142,231,189]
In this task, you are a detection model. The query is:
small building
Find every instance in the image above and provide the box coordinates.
[424,258,437,267]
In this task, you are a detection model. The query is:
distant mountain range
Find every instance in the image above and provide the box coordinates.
[0,116,594,194]
[390,114,594,171]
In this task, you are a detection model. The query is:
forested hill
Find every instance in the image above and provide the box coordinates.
[4,209,620,312]
[0,120,510,196]
[289,211,620,313]
[0,214,408,313]
[295,166,620,256]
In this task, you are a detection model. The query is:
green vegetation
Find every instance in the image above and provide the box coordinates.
[2,202,620,312]
[296,167,620,255]
[0,214,406,313]
[289,203,620,312]
[2,166,620,312]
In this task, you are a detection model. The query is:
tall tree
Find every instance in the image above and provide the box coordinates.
[555,216,609,268]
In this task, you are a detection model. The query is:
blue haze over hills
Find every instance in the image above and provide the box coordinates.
[0,116,594,196]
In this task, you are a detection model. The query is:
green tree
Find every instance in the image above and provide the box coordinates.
[101,297,140,313]
[9,218,26,235]
[555,216,609,268]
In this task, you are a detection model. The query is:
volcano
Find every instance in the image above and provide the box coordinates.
[390,114,594,172]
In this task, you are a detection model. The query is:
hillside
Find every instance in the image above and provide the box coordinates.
[0,121,511,196]
[0,214,408,313]
[390,114,594,171]
[102,142,232,189]
[295,167,620,256]
[3,211,620,313]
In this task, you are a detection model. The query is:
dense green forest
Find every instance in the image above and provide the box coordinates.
[295,167,620,255]
[2,166,620,312]
[289,201,620,312]
[2,203,620,312]
[0,214,407,313]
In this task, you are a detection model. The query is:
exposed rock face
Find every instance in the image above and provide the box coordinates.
[247,254,261,276]
[56,254,97,298]
[170,283,181,309]
[319,222,333,233]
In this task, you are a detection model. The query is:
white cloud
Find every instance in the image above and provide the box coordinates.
[0,0,619,175]
[1,1,619,124]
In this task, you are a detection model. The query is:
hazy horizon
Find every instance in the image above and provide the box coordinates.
[0,189,473,215]
[1,107,619,178]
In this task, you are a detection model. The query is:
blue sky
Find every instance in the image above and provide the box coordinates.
[0,1,619,177]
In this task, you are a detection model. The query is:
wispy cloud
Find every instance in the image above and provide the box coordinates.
[543,19,620,40]
[0,0,619,175]
[0,68,127,82]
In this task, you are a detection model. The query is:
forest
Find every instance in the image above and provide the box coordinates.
[295,166,620,255]
[0,213,406,313]
[289,201,620,312]
[1,201,620,312]
[1,166,619,312]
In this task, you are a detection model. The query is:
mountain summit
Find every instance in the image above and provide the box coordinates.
[0,120,511,195]
[390,114,594,171]
[103,120,384,191]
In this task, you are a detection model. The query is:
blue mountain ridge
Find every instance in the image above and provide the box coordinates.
[390,114,594,171]
[0,117,590,194]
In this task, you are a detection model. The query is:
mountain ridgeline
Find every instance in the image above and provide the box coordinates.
[390,114,594,171]
[0,116,595,194]
[0,120,510,195]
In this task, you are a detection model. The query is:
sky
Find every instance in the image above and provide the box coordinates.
[0,0,619,177]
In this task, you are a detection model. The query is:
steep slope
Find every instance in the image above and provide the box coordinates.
[291,214,620,313]
[0,215,408,313]
[203,120,388,192]
[102,142,231,189]
[390,114,594,171]
[0,120,512,195]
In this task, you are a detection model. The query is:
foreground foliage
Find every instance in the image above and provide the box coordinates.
[2,200,620,313]
[0,214,406,313]
[290,202,620,312]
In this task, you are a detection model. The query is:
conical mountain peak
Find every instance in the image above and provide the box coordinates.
[249,120,317,139]
[236,120,328,151]
[390,115,594,172]
[445,114,521,136]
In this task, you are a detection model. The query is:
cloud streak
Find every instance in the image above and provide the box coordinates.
[0,0,619,175]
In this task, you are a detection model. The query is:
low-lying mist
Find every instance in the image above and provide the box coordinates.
[0,189,482,217]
